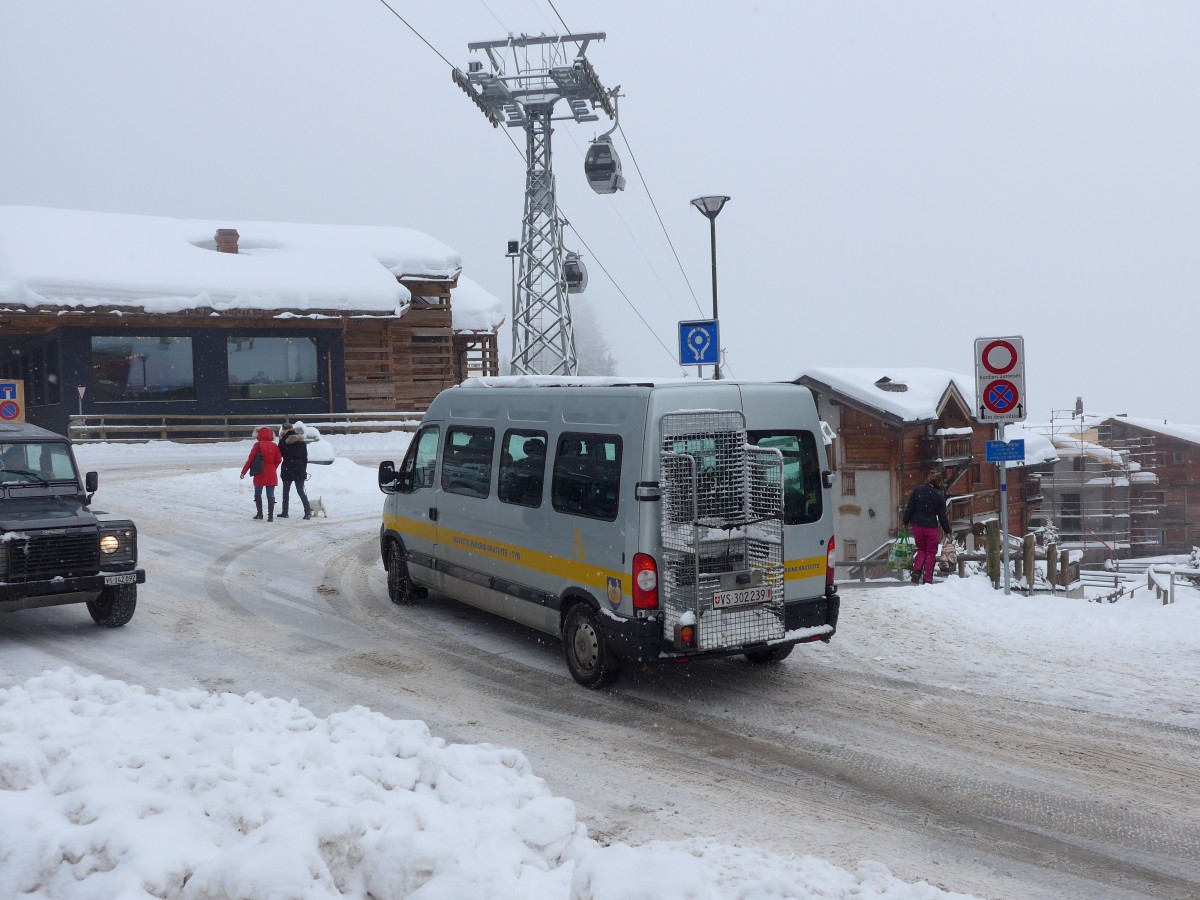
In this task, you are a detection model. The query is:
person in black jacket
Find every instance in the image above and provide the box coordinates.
[903,470,950,584]
[277,422,312,520]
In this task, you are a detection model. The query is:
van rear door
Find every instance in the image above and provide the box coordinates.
[739,385,831,603]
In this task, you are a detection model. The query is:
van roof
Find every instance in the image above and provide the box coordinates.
[458,376,787,390]
[0,422,69,442]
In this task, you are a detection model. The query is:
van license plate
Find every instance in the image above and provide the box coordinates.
[104,574,136,586]
[712,586,772,609]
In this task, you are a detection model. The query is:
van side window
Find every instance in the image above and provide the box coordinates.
[442,427,495,498]
[551,432,621,521]
[747,430,823,524]
[498,429,547,508]
[398,426,440,493]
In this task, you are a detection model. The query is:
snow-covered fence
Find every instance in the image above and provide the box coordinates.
[68,412,423,443]
[1147,566,1175,605]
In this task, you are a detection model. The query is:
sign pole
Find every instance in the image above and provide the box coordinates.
[996,424,1011,596]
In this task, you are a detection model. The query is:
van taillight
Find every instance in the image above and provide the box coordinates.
[826,536,836,588]
[633,553,659,610]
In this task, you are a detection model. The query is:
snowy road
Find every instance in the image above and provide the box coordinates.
[2,443,1198,900]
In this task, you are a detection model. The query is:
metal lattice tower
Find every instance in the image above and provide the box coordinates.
[454,33,616,375]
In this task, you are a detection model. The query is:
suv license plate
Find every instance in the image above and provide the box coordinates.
[712,586,772,609]
[104,574,136,586]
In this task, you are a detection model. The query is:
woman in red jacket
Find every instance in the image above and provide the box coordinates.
[240,427,283,521]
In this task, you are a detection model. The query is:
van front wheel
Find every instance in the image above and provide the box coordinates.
[386,545,413,605]
[563,605,621,689]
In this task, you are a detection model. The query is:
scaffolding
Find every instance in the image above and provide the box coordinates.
[1030,406,1161,563]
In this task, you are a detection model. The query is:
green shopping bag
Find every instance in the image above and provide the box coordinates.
[887,528,914,570]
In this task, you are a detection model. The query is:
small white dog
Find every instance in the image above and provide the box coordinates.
[308,496,328,518]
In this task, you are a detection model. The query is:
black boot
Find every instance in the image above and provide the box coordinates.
[267,499,275,522]
[253,498,263,520]
[910,567,922,585]
[302,504,312,520]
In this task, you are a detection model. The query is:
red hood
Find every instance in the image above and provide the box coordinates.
[257,427,274,441]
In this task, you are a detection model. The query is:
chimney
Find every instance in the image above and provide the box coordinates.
[215,228,240,254]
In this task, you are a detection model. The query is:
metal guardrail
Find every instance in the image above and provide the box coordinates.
[68,412,423,443]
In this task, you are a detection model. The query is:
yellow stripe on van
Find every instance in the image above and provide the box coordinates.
[784,556,826,581]
[384,513,629,597]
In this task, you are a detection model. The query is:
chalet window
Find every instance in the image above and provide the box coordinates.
[91,336,196,403]
[228,337,319,400]
[1174,451,1184,464]
[844,540,858,561]
[841,471,856,495]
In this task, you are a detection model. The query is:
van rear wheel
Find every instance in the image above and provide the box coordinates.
[563,605,621,689]
[744,644,794,664]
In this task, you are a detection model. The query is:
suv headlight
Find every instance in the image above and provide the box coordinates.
[98,524,137,566]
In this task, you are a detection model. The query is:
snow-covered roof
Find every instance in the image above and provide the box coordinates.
[795,367,976,424]
[1097,415,1200,447]
[0,205,498,321]
[449,275,504,332]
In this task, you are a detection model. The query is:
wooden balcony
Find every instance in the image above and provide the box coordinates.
[916,434,973,466]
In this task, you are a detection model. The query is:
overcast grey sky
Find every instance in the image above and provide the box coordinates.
[2,1,1197,423]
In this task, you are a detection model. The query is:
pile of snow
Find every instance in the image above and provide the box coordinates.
[0,669,971,900]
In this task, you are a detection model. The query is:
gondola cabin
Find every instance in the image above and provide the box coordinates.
[563,252,588,294]
[584,136,626,194]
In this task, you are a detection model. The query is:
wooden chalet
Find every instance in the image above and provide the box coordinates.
[794,368,1045,564]
[0,207,501,436]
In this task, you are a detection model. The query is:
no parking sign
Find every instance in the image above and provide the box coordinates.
[0,381,24,423]
[974,337,1026,423]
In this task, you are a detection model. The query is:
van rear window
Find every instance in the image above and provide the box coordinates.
[747,430,823,525]
[551,433,621,521]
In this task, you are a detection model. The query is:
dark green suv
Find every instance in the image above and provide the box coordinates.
[0,422,145,626]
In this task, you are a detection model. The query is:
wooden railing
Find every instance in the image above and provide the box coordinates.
[67,412,423,443]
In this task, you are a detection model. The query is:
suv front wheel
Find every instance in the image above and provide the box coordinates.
[87,584,137,627]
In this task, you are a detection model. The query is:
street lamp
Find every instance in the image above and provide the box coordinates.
[690,195,729,379]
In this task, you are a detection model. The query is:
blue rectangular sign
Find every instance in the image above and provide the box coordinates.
[985,439,1025,463]
[678,319,719,367]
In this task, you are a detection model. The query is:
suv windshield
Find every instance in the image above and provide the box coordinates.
[0,442,78,484]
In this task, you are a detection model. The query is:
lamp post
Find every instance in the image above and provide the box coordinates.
[690,195,729,379]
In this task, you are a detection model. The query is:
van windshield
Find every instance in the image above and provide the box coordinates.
[0,442,78,484]
[746,431,823,525]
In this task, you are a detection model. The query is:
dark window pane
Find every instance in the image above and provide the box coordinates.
[227,336,319,400]
[45,339,61,405]
[498,429,547,507]
[91,336,195,402]
[442,427,494,498]
[552,433,621,520]
[747,430,823,525]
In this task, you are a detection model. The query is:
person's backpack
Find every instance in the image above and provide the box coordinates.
[248,447,265,477]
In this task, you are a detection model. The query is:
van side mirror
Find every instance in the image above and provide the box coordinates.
[822,470,836,490]
[85,471,99,493]
[378,461,397,494]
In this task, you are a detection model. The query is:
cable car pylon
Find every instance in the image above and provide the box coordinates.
[454,32,619,375]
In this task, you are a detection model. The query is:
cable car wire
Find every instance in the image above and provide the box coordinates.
[374,0,681,368]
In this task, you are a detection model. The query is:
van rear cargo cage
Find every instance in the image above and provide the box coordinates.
[659,411,785,651]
